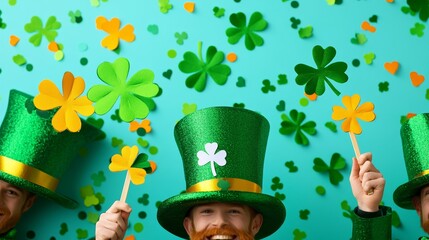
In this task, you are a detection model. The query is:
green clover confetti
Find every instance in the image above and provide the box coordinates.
[112,137,124,148]
[175,32,188,45]
[88,57,160,122]
[111,109,123,123]
[213,7,225,18]
[0,10,6,29]
[363,52,376,64]
[261,79,276,93]
[69,10,83,23]
[277,74,288,85]
[162,69,172,79]
[233,103,245,108]
[341,200,353,219]
[299,209,310,220]
[59,223,68,235]
[351,33,367,45]
[285,161,298,172]
[183,103,197,115]
[407,0,429,21]
[369,15,378,23]
[12,54,26,66]
[87,212,100,224]
[313,153,346,186]
[138,193,150,205]
[279,110,317,146]
[137,138,149,148]
[226,11,268,50]
[379,81,389,92]
[290,17,301,29]
[24,16,61,47]
[218,179,231,191]
[295,45,348,96]
[236,76,246,87]
[147,24,159,34]
[401,6,417,16]
[134,222,144,232]
[299,26,313,39]
[159,0,173,13]
[91,171,106,187]
[324,121,337,133]
[276,100,286,111]
[293,228,307,240]
[392,210,401,228]
[178,42,231,92]
[271,176,283,191]
[275,192,286,201]
[315,185,326,195]
[76,229,88,239]
[411,22,425,37]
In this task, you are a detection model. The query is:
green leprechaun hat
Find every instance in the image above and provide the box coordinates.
[157,106,286,239]
[0,89,102,209]
[394,113,429,209]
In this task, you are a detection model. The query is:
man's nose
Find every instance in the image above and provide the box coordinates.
[211,213,228,227]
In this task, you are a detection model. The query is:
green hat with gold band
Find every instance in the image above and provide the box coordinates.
[157,106,286,239]
[0,89,102,209]
[394,113,429,209]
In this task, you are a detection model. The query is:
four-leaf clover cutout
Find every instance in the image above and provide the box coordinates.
[295,45,348,96]
[197,142,227,177]
[279,109,317,146]
[179,42,231,92]
[226,11,268,50]
[407,0,429,22]
[24,16,61,47]
[87,57,160,122]
[313,153,346,186]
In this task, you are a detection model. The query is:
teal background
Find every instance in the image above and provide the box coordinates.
[0,0,427,239]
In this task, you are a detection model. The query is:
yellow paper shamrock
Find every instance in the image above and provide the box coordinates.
[109,145,147,185]
[34,71,95,133]
[96,16,135,50]
[332,94,375,134]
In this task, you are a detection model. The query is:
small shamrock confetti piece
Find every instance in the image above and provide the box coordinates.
[363,52,375,65]
[275,192,286,201]
[183,103,197,115]
[298,26,313,38]
[350,33,367,45]
[295,45,348,96]
[24,16,61,47]
[313,153,346,186]
[213,6,225,18]
[159,0,173,13]
[226,11,268,50]
[147,24,159,34]
[284,161,298,172]
[315,185,326,195]
[276,100,286,111]
[341,200,353,219]
[179,42,231,92]
[175,32,188,45]
[96,16,135,51]
[299,209,310,220]
[137,193,149,205]
[271,176,283,191]
[279,110,317,146]
[236,76,246,87]
[88,57,160,122]
[290,17,301,29]
[59,223,68,235]
[293,229,307,240]
[91,171,106,187]
[112,137,124,148]
[76,229,88,239]
[233,103,245,108]
[218,179,230,191]
[277,74,288,85]
[379,81,389,92]
[69,10,83,23]
[33,71,95,132]
[162,69,172,79]
[324,121,337,133]
[111,109,123,123]
[129,119,152,136]
[261,79,276,93]
[12,54,26,66]
[410,22,425,37]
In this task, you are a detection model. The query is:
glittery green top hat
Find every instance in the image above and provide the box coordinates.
[0,90,102,209]
[157,107,286,239]
[394,113,429,209]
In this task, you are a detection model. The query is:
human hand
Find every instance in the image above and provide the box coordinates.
[95,201,132,240]
[349,152,385,212]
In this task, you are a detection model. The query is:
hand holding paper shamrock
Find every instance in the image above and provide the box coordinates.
[109,145,156,202]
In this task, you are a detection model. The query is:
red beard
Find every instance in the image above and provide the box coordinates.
[189,224,254,240]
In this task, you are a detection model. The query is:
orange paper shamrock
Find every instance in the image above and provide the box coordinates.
[109,145,148,185]
[332,94,375,134]
[96,16,135,50]
[34,71,94,132]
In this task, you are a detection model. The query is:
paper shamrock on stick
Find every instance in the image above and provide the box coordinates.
[109,145,157,202]
[331,94,375,158]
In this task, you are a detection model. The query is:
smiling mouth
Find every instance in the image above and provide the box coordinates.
[207,235,237,240]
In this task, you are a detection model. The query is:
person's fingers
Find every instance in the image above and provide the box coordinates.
[100,211,128,234]
[350,157,360,180]
[359,161,380,180]
[356,152,372,166]
[95,216,124,240]
[106,201,132,214]
[361,172,385,192]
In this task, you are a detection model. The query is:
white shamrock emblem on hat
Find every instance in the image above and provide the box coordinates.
[197,142,227,177]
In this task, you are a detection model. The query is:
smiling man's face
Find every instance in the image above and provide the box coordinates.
[0,180,36,234]
[183,202,263,240]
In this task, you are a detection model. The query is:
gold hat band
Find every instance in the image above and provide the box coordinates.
[0,156,59,191]
[187,178,262,193]
[415,169,429,179]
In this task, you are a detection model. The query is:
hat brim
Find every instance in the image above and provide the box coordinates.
[393,174,429,209]
[157,191,286,239]
[0,171,78,209]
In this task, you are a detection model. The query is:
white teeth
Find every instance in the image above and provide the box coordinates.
[210,235,234,240]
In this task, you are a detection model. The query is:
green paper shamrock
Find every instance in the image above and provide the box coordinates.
[178,42,231,92]
[279,110,317,146]
[69,10,83,23]
[411,22,425,37]
[236,76,246,87]
[295,45,348,96]
[218,179,231,191]
[341,200,353,219]
[299,209,310,220]
[271,176,283,191]
[138,193,149,205]
[175,32,188,45]
[159,0,173,13]
[401,6,417,16]
[91,171,106,187]
[111,109,123,123]
[76,229,88,239]
[213,7,225,18]
[24,16,61,47]
[274,192,286,201]
[261,79,276,93]
[293,229,307,240]
[183,103,197,115]
[233,103,245,108]
[290,17,301,29]
[276,100,286,111]
[351,33,367,45]
[379,81,389,92]
[324,121,337,133]
[111,137,124,148]
[88,57,160,122]
[299,26,313,39]
[277,74,288,85]
[12,54,26,66]
[285,161,298,172]
[392,210,401,228]
[226,12,268,51]
[313,153,346,186]
[407,0,429,21]
[0,10,6,29]
[60,223,68,235]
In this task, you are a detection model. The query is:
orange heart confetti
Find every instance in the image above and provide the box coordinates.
[184,2,195,13]
[9,35,20,46]
[384,61,399,75]
[410,71,425,87]
[48,41,59,52]
[226,52,237,62]
[361,21,376,33]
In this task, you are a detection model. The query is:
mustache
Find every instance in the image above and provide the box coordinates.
[189,224,254,240]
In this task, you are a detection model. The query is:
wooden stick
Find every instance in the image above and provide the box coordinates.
[120,171,131,202]
[349,132,361,159]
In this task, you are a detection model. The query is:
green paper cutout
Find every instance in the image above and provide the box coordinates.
[313,153,346,186]
[111,137,124,148]
[379,81,389,92]
[8,0,16,6]
[298,26,313,38]
[271,176,283,191]
[80,185,95,198]
[138,211,147,219]
[261,79,276,93]
[290,17,301,29]
[369,15,378,23]
[217,179,230,191]
[233,103,245,108]
[59,223,68,235]
[401,6,417,16]
[324,121,337,133]
[138,193,149,205]
[299,98,309,107]
[295,45,348,96]
[293,229,307,240]
[350,33,367,45]
[213,7,225,18]
[111,109,123,123]
[149,146,158,154]
[276,100,286,111]
[87,212,99,224]
[407,0,429,21]
[131,153,150,169]
[95,192,105,204]
[175,32,188,45]
[179,42,231,92]
[159,0,173,13]
[352,59,360,67]
[68,10,82,23]
[274,192,286,201]
[24,16,61,47]
[134,222,144,232]
[183,103,197,115]
[88,57,160,122]
[341,200,353,219]
[299,209,310,220]
[285,161,298,172]
[279,110,317,146]
[162,69,172,79]
[236,76,246,87]
[91,171,106,187]
[315,185,326,195]
[137,138,149,148]
[84,195,99,207]
[392,210,401,228]
[12,54,26,66]
[226,11,268,51]
[363,52,375,65]
[76,229,88,239]
[277,74,288,85]
[147,24,159,34]
[410,22,425,37]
